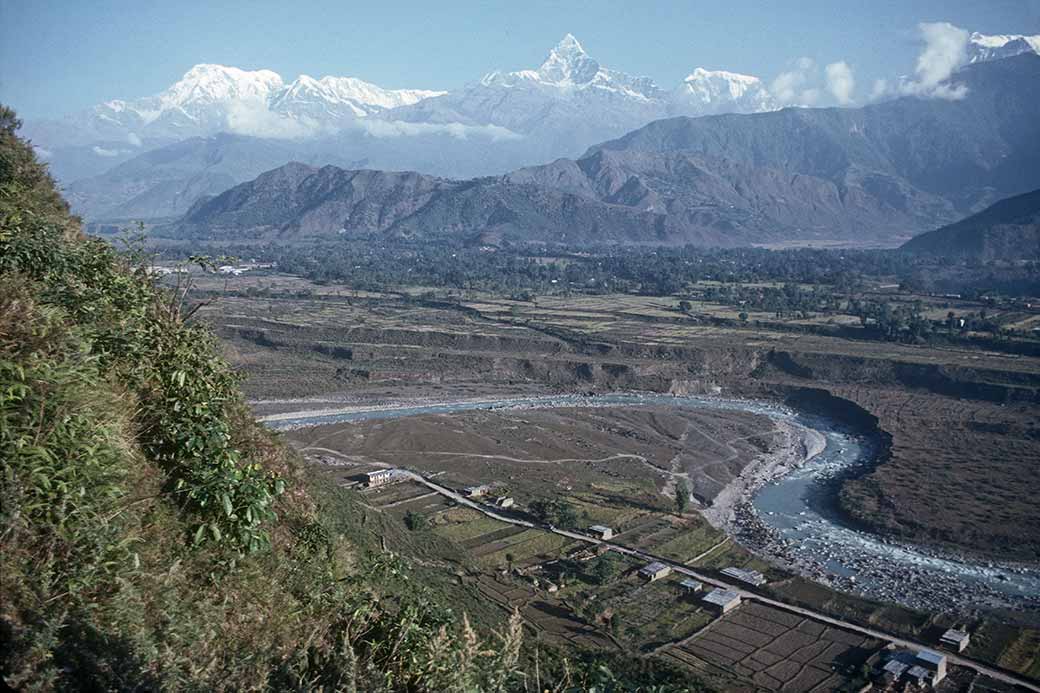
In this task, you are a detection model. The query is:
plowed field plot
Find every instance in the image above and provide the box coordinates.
[474,575,538,607]
[460,525,528,550]
[602,577,714,648]
[611,516,719,562]
[364,482,434,508]
[383,493,450,517]
[431,509,505,542]
[473,529,577,568]
[522,600,617,651]
[664,602,882,692]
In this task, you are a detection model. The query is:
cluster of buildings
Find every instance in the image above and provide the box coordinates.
[359,474,978,692]
[216,261,275,276]
[874,631,969,689]
[879,650,948,687]
[630,560,760,615]
[146,261,276,277]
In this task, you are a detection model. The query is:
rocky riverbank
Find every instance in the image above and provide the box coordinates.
[707,416,1040,616]
[701,417,824,531]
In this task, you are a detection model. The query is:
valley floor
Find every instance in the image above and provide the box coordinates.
[191,275,1040,688]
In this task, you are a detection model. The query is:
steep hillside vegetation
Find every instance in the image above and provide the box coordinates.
[901,188,1040,260]
[0,107,699,691]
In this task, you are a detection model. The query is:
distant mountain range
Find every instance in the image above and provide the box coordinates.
[23,31,1040,239]
[30,63,444,147]
[31,35,788,218]
[385,34,777,150]
[168,55,1040,247]
[901,188,1040,260]
[63,134,367,221]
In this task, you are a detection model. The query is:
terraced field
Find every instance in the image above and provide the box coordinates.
[662,602,882,691]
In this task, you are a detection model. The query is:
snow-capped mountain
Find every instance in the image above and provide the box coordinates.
[967,32,1040,63]
[387,34,777,155]
[671,68,777,115]
[49,63,445,144]
[31,33,782,218]
[35,34,776,155]
[479,33,665,102]
[272,75,443,120]
[87,65,285,139]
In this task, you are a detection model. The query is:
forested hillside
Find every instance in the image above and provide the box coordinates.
[0,107,698,692]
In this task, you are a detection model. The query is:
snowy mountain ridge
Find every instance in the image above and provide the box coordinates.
[479,33,666,103]
[968,32,1040,63]
[66,63,445,142]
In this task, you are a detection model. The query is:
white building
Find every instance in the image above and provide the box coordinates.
[588,525,614,540]
[940,628,970,652]
[365,469,396,487]
[702,588,741,614]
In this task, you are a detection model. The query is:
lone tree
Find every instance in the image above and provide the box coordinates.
[674,480,690,516]
[404,511,429,531]
[529,498,579,529]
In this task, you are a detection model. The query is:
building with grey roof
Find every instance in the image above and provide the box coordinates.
[914,649,947,683]
[679,578,703,594]
[721,566,767,587]
[702,588,741,614]
[638,561,671,582]
[940,628,970,652]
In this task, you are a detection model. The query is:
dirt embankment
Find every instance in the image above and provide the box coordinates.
[212,300,1040,561]
[764,349,1040,404]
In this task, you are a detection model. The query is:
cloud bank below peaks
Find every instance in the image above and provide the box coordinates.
[896,22,971,100]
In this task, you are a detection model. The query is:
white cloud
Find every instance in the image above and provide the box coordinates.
[899,22,970,99]
[825,61,855,105]
[799,88,821,106]
[127,132,142,147]
[869,78,890,101]
[357,119,522,142]
[220,99,521,143]
[34,146,53,160]
[92,146,122,157]
[224,101,327,139]
[770,57,821,106]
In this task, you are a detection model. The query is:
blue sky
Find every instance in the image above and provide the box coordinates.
[2,0,1039,119]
